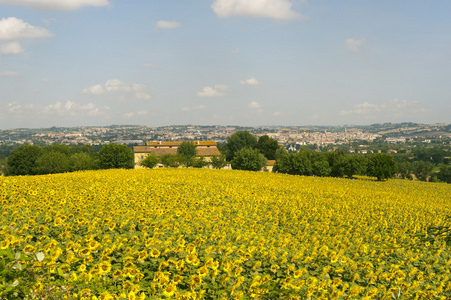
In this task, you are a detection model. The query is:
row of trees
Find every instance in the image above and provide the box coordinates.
[219,131,451,182]
[4,143,134,176]
[274,148,398,181]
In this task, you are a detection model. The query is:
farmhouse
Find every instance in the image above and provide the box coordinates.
[133,141,221,167]
[264,160,276,172]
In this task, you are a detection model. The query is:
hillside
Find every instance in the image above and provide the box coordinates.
[1,169,451,299]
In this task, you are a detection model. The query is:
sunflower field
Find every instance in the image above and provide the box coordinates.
[1,168,451,299]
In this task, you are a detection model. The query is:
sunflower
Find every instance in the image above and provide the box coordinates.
[78,248,91,257]
[162,283,177,297]
[186,254,197,265]
[138,250,148,261]
[99,261,112,274]
[53,217,63,226]
[175,259,185,270]
[190,275,202,288]
[127,291,136,300]
[112,269,123,279]
[211,261,220,270]
[198,266,209,277]
[150,248,160,258]
[22,244,36,253]
[173,274,183,285]
[270,264,280,273]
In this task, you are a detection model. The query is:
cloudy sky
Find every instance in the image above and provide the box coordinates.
[0,0,450,129]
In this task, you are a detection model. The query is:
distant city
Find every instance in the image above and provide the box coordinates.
[0,123,450,153]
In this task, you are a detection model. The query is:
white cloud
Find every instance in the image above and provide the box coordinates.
[0,0,109,11]
[211,0,304,20]
[41,101,103,116]
[346,38,366,52]
[248,101,263,113]
[156,21,181,29]
[232,48,240,54]
[123,110,148,119]
[240,77,260,85]
[0,17,53,55]
[1,70,19,77]
[339,99,428,119]
[0,41,25,55]
[197,85,228,97]
[0,17,53,40]
[7,101,108,117]
[83,79,151,100]
[83,84,104,95]
[8,102,24,113]
[248,101,261,109]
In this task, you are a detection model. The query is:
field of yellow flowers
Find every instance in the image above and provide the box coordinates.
[1,168,451,299]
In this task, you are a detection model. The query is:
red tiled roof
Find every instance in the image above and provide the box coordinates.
[146,141,217,147]
[197,148,221,156]
[134,146,220,157]
[266,160,276,166]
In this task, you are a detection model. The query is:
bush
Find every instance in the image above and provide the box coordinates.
[192,157,209,168]
[231,147,267,171]
[367,153,398,181]
[160,154,180,168]
[412,161,434,182]
[177,142,197,161]
[210,155,228,169]
[6,145,43,176]
[437,165,451,183]
[140,154,160,169]
[99,143,134,169]
[70,153,98,172]
[35,151,70,175]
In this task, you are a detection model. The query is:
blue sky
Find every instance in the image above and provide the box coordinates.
[0,0,450,129]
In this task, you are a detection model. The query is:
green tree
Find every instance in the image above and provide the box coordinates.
[310,151,330,177]
[397,161,413,179]
[6,144,43,176]
[177,142,197,160]
[99,143,134,169]
[343,155,365,178]
[312,160,331,177]
[69,153,97,171]
[140,153,160,169]
[367,153,398,181]
[273,148,312,176]
[160,154,180,168]
[192,156,209,168]
[231,147,267,171]
[437,165,451,183]
[412,161,434,182]
[43,144,71,156]
[293,150,313,176]
[257,135,280,160]
[324,151,347,177]
[210,155,228,169]
[35,151,70,175]
[224,131,258,161]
